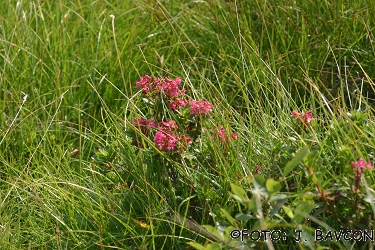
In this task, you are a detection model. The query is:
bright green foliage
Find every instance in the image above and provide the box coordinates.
[283,146,310,177]
[1,0,375,249]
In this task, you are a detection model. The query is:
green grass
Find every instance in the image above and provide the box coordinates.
[1,0,374,249]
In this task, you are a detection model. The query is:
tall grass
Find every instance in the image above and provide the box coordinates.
[0,0,374,249]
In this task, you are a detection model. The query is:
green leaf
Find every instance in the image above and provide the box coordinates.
[269,194,288,202]
[30,131,37,140]
[298,226,317,249]
[283,146,309,177]
[266,178,281,196]
[91,156,106,162]
[247,198,257,213]
[203,243,223,250]
[220,208,238,227]
[311,174,318,184]
[99,147,109,157]
[293,201,315,224]
[253,175,267,197]
[235,213,253,221]
[270,195,288,217]
[304,149,319,167]
[282,205,294,219]
[223,226,236,242]
[124,130,136,138]
[188,242,206,250]
[229,183,249,203]
[203,225,224,241]
[252,174,265,185]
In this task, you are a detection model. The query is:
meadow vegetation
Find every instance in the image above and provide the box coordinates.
[0,0,374,249]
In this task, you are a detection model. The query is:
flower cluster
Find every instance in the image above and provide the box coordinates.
[190,100,213,115]
[351,158,373,171]
[136,75,184,97]
[133,118,158,135]
[132,75,238,152]
[350,158,373,192]
[154,120,182,151]
[351,158,373,178]
[133,118,191,152]
[135,75,212,114]
[292,110,314,129]
[215,126,240,144]
[135,75,187,111]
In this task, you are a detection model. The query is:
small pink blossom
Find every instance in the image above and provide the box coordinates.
[159,120,178,131]
[154,131,167,150]
[135,75,152,88]
[133,118,158,136]
[215,126,240,143]
[133,117,147,127]
[351,158,372,192]
[179,134,191,144]
[179,134,192,149]
[190,100,213,115]
[133,118,158,129]
[162,77,184,98]
[135,75,153,94]
[153,120,180,151]
[291,110,299,118]
[230,132,240,140]
[150,77,163,93]
[135,76,161,94]
[135,76,186,99]
[154,131,178,151]
[292,110,314,128]
[169,98,187,110]
[146,120,158,128]
[351,158,373,171]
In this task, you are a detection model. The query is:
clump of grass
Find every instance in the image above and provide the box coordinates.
[0,0,374,249]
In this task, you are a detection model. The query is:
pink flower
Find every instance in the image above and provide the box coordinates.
[304,111,314,123]
[135,76,162,94]
[351,158,373,171]
[152,77,163,91]
[179,134,191,144]
[153,120,180,151]
[230,132,240,140]
[159,120,178,131]
[135,75,153,94]
[217,127,226,142]
[154,131,178,151]
[133,118,157,136]
[291,110,299,118]
[154,131,167,150]
[179,134,192,150]
[215,126,240,143]
[146,120,158,128]
[133,118,157,128]
[133,117,158,128]
[135,75,152,88]
[133,117,147,127]
[351,158,372,192]
[162,77,184,98]
[190,100,213,115]
[292,110,314,128]
[169,98,187,110]
[135,76,186,99]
